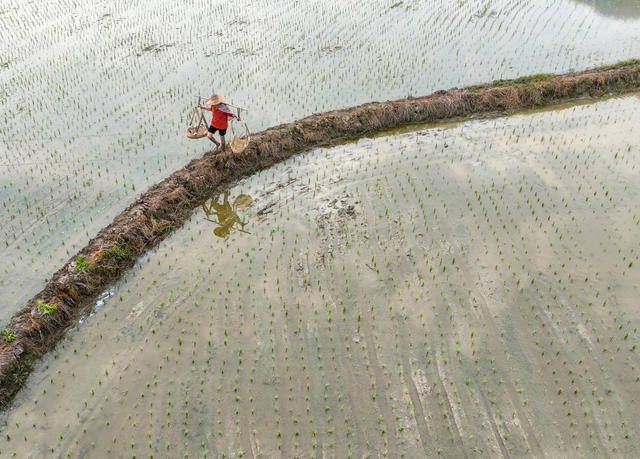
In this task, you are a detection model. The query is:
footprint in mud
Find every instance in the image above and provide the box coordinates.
[136,43,175,56]
[126,300,145,321]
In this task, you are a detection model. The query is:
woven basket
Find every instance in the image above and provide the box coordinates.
[186,107,208,139]
[186,125,208,139]
[229,120,251,153]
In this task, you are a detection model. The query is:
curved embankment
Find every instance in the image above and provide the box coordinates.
[1,61,639,409]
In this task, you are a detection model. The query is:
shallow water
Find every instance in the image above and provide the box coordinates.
[1,94,639,457]
[1,0,640,318]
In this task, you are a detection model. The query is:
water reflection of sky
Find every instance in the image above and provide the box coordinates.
[573,0,640,19]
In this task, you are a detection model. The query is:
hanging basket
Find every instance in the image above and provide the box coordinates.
[229,119,251,154]
[186,106,208,139]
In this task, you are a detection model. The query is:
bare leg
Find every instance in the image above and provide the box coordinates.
[220,135,227,151]
[207,132,220,149]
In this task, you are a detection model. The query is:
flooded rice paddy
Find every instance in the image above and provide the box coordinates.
[2,0,640,318]
[1,94,639,457]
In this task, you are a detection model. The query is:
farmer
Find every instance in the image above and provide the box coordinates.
[198,94,240,152]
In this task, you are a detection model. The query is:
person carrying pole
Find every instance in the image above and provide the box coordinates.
[198,94,240,152]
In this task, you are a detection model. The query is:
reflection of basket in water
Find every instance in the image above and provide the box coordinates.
[186,107,208,139]
[229,119,251,153]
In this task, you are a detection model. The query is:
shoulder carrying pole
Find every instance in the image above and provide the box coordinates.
[198,95,248,112]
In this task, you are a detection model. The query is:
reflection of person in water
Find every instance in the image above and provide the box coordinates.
[202,192,252,237]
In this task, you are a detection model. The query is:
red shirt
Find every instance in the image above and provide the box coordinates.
[205,104,236,129]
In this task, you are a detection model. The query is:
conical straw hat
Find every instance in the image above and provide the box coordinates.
[205,94,224,106]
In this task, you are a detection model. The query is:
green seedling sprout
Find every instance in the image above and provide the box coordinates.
[75,256,89,271]
[36,299,57,315]
[2,328,15,343]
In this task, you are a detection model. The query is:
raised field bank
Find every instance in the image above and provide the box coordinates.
[2,0,640,456]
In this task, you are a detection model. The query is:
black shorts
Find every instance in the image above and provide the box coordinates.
[208,126,227,136]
